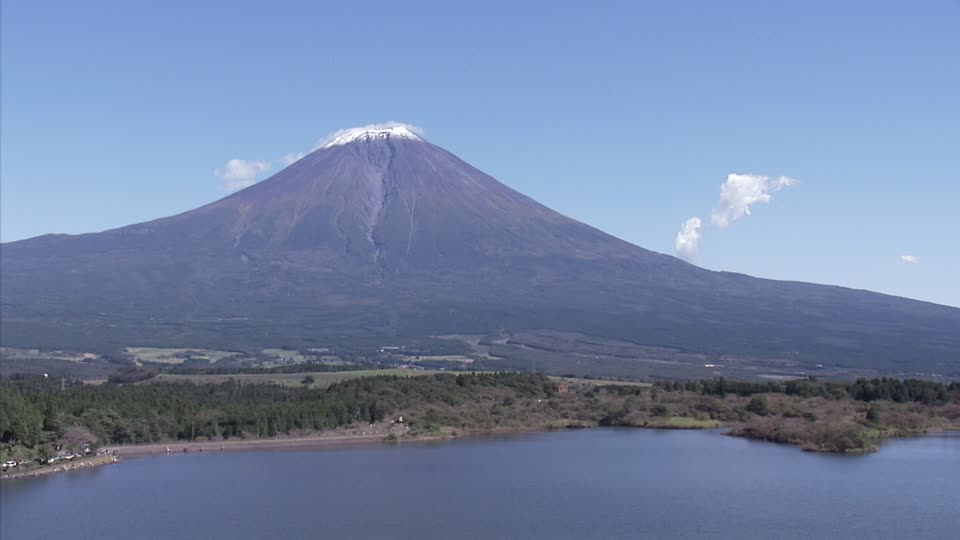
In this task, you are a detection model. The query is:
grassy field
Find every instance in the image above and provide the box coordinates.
[125,347,236,365]
[433,334,486,346]
[405,354,475,364]
[150,369,456,388]
[260,348,307,363]
[0,347,98,362]
[100,372,652,389]
[643,416,722,429]
[550,376,652,387]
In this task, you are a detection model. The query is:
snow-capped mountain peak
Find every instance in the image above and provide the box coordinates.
[322,123,423,148]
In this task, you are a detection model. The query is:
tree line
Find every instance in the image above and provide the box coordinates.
[0,372,553,454]
[652,377,960,404]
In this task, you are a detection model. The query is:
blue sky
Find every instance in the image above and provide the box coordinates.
[2,0,957,306]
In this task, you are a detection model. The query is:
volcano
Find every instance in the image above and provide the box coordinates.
[2,124,958,373]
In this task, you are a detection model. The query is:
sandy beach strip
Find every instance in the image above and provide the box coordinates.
[100,432,394,456]
[1,454,120,481]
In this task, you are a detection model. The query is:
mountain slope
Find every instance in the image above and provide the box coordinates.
[2,125,958,373]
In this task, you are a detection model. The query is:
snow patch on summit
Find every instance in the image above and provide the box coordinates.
[322,122,424,148]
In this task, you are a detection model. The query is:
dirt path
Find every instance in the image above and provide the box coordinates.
[3,428,431,480]
[101,432,401,456]
[1,454,119,481]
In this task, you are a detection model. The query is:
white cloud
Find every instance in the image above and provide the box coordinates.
[899,255,919,264]
[214,159,271,192]
[280,152,306,166]
[711,173,797,228]
[675,216,702,261]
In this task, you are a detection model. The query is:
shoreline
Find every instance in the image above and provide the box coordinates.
[1,454,119,481]
[101,432,403,457]
[5,426,958,481]
[1,432,441,481]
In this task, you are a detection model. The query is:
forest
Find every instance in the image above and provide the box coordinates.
[3,373,960,467]
[652,377,959,403]
[0,372,554,460]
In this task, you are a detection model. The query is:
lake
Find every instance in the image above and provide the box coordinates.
[2,429,958,539]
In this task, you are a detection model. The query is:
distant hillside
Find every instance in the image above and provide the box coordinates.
[2,125,958,375]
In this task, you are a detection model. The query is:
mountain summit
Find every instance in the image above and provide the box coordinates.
[321,123,423,147]
[2,125,958,373]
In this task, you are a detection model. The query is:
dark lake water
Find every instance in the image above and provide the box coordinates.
[2,429,958,540]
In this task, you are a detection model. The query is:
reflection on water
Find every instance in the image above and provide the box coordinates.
[3,429,958,540]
